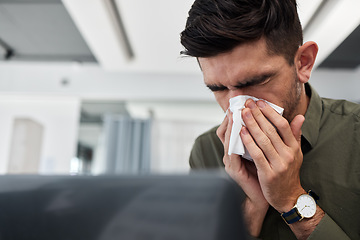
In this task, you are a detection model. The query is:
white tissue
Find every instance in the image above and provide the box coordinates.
[228,95,284,161]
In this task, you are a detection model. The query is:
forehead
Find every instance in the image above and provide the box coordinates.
[198,39,287,84]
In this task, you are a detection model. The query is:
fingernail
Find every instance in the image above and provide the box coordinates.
[247,100,256,109]
[244,110,252,119]
[241,127,249,135]
[257,100,266,109]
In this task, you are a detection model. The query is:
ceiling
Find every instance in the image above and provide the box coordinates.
[0,0,95,62]
[1,0,360,72]
[319,23,360,69]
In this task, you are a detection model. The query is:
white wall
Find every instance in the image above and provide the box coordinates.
[310,68,360,102]
[1,63,360,103]
[150,119,219,173]
[0,95,81,174]
[0,62,207,101]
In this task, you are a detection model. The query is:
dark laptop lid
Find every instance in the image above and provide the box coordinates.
[0,172,247,240]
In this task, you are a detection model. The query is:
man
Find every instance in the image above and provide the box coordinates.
[180,0,360,239]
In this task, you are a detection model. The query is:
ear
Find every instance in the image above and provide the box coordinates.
[294,41,318,84]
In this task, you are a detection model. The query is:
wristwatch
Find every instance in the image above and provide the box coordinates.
[281,190,319,224]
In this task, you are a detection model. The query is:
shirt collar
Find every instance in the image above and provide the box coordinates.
[302,83,322,148]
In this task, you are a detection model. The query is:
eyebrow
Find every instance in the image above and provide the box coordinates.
[206,72,276,92]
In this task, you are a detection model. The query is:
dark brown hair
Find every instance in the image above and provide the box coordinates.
[180,0,303,65]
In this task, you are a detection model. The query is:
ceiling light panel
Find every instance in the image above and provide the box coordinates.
[303,0,360,68]
[62,0,132,70]
[297,0,324,29]
[107,0,198,73]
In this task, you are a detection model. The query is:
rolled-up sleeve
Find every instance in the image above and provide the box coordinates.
[308,214,351,240]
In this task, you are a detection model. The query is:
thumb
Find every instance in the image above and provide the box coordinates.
[290,115,305,144]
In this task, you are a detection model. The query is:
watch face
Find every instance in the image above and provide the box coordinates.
[296,194,316,218]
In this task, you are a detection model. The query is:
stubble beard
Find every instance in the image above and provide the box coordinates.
[282,70,302,122]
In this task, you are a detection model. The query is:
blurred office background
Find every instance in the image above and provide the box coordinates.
[0,0,359,175]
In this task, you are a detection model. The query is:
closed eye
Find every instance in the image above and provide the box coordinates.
[206,84,228,92]
[205,72,275,92]
[233,73,274,89]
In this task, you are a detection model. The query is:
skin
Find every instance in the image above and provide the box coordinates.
[198,38,325,239]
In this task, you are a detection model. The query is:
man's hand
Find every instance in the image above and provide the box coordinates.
[240,99,325,240]
[240,99,305,212]
[217,99,325,239]
[217,112,269,237]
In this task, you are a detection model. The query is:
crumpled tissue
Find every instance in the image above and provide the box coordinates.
[228,95,284,161]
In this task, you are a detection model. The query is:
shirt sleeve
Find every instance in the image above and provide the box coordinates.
[189,138,206,169]
[188,126,224,169]
[308,214,351,240]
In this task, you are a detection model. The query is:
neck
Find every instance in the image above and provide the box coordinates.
[286,83,310,123]
[297,84,310,118]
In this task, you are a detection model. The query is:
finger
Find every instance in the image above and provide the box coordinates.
[242,107,279,162]
[216,112,229,144]
[290,115,305,145]
[245,99,286,153]
[223,111,233,154]
[240,126,271,172]
[218,111,233,166]
[256,100,297,147]
[227,154,243,173]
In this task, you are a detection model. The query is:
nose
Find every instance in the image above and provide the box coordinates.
[217,89,249,112]
[221,89,247,111]
[228,89,246,99]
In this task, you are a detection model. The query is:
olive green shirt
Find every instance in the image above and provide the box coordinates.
[189,84,360,239]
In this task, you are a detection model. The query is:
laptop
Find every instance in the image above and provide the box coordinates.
[0,172,248,240]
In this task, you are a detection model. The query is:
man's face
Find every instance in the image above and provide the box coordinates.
[198,38,302,122]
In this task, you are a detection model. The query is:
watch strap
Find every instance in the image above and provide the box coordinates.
[308,190,319,202]
[281,207,303,224]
